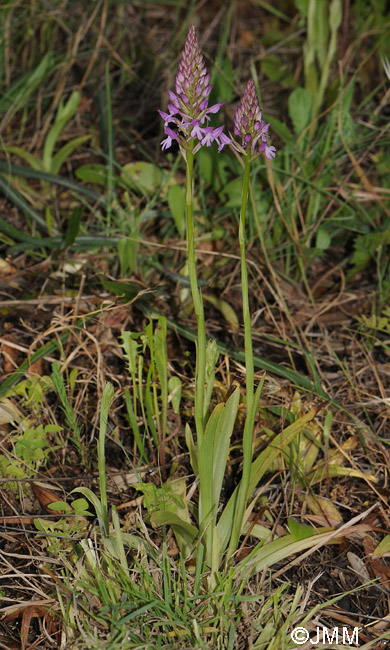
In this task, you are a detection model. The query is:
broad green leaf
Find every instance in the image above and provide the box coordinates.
[262,54,294,85]
[117,237,137,275]
[220,178,243,208]
[203,294,239,330]
[43,91,81,169]
[288,517,316,541]
[75,163,109,186]
[51,135,91,174]
[47,500,72,512]
[288,87,313,135]
[248,408,320,495]
[168,376,182,414]
[71,498,90,512]
[198,388,239,568]
[71,486,104,522]
[3,146,45,172]
[197,148,213,186]
[65,206,83,248]
[315,227,331,250]
[329,0,342,33]
[121,161,163,195]
[167,184,185,237]
[308,464,377,485]
[0,160,105,204]
[99,276,150,304]
[151,510,199,555]
[218,408,320,554]
[372,535,390,559]
[239,530,329,578]
[264,115,293,144]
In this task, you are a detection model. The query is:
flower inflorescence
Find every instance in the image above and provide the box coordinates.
[158,26,276,160]
[158,25,231,154]
[233,80,276,160]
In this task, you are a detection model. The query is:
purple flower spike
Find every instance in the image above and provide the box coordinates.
[159,25,231,154]
[233,80,276,159]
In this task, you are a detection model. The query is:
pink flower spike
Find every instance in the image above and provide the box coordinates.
[233,79,276,159]
[158,25,227,155]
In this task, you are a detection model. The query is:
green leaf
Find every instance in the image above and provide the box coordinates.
[214,57,236,102]
[295,0,308,17]
[51,135,91,175]
[262,55,291,83]
[239,530,331,578]
[3,146,45,172]
[99,276,149,303]
[65,206,83,248]
[198,388,239,568]
[288,517,316,540]
[288,87,313,135]
[315,227,331,250]
[117,237,137,275]
[151,510,199,554]
[47,500,72,512]
[220,178,243,208]
[203,294,239,330]
[121,161,163,195]
[372,535,390,559]
[0,160,105,205]
[329,0,343,33]
[0,52,53,115]
[217,408,320,555]
[43,91,81,169]
[167,184,185,237]
[185,423,198,476]
[264,115,292,144]
[75,164,109,186]
[168,376,182,414]
[71,498,91,513]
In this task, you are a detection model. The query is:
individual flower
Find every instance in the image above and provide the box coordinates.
[233,80,276,160]
[158,25,231,155]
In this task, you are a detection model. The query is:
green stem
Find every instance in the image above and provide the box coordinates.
[228,151,255,558]
[186,147,206,446]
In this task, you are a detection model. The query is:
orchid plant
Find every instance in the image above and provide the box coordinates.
[158,25,277,576]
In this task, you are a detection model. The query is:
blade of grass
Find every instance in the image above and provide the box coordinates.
[98,382,115,536]
[0,161,106,205]
[0,173,56,232]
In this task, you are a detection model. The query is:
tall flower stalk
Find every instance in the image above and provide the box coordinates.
[159,26,231,445]
[228,80,276,557]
